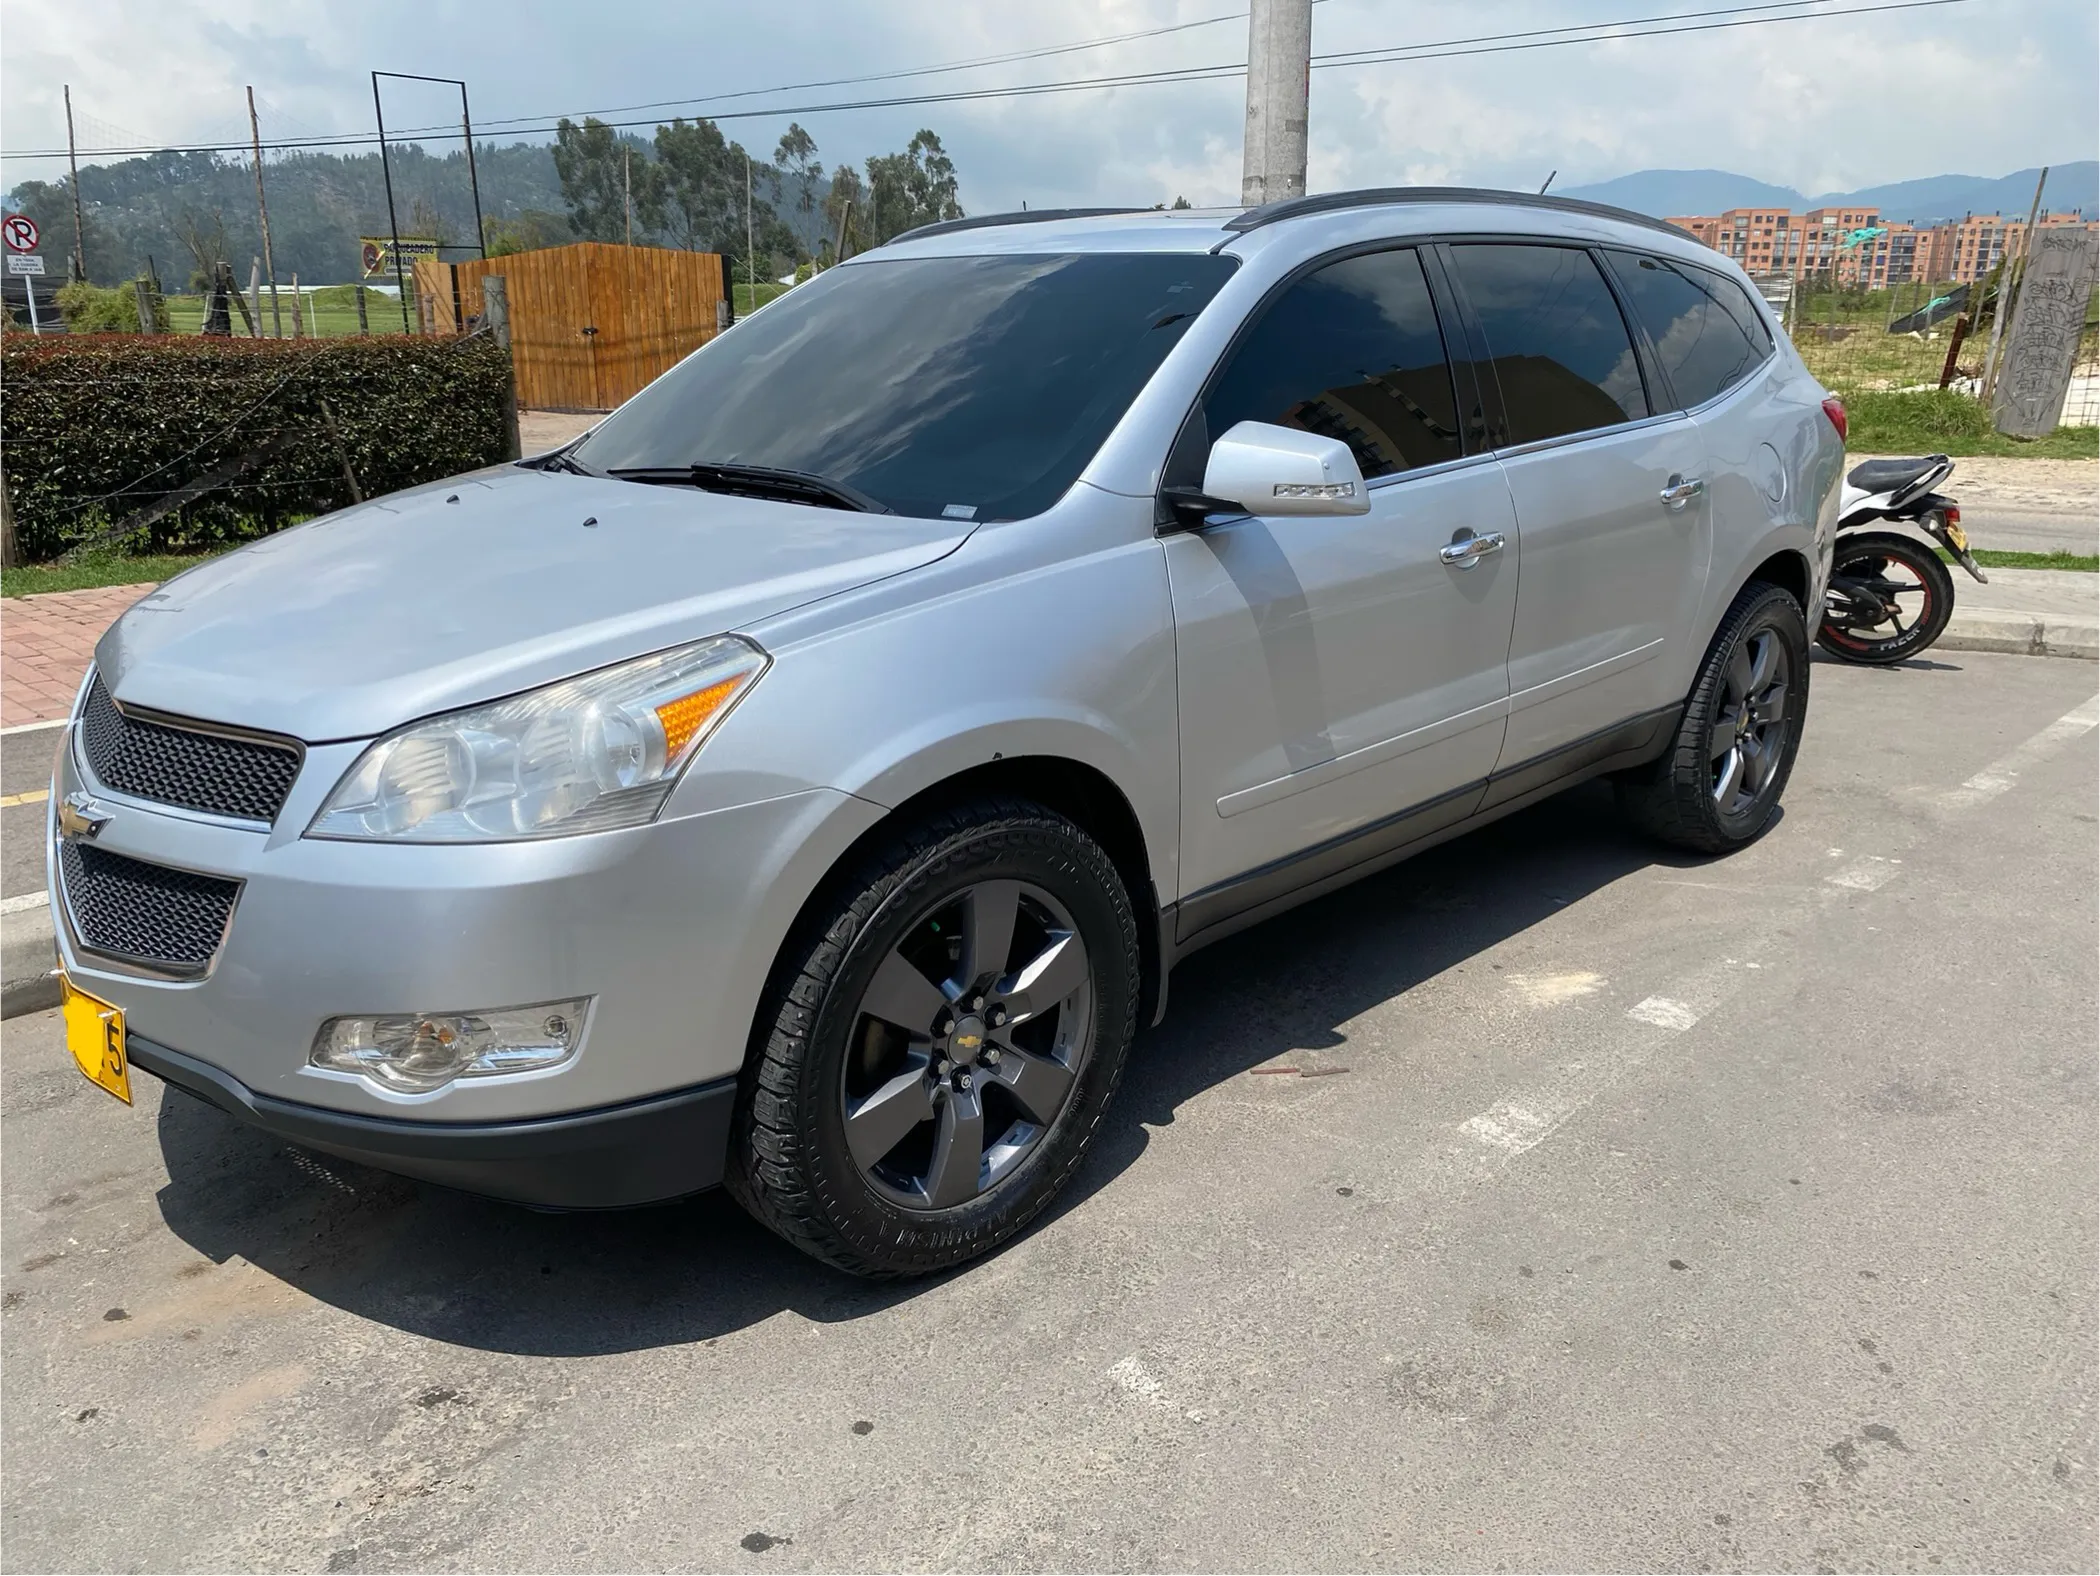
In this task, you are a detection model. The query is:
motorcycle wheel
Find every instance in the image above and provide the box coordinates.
[1817,530,1956,665]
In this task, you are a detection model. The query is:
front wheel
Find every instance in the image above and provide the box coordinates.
[1817,530,1956,664]
[726,798,1139,1278]
[1618,580,1810,854]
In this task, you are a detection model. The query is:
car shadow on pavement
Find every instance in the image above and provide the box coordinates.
[151,779,1719,1356]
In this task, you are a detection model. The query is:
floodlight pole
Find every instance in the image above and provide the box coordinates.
[372,72,411,332]
[372,71,488,332]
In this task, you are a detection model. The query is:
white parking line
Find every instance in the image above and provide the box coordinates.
[1939,693,2100,812]
[0,891,50,916]
[1826,855,1901,892]
[1627,995,1701,1031]
[1462,1100,1566,1154]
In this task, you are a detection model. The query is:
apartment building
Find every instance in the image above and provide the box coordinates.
[1665,206,1880,280]
[1668,204,2093,286]
[1914,212,2095,283]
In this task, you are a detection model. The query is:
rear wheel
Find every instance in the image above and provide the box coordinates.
[1816,530,1956,664]
[726,799,1139,1278]
[1618,580,1810,854]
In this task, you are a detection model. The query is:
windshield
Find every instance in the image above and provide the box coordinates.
[571,252,1237,521]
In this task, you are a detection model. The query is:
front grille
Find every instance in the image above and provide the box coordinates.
[79,676,302,824]
[59,842,240,974]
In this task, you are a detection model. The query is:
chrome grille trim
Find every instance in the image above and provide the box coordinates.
[77,675,303,826]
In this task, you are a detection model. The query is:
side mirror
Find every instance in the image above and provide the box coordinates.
[1202,420,1371,517]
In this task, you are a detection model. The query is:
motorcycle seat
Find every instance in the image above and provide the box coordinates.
[1846,454,1950,497]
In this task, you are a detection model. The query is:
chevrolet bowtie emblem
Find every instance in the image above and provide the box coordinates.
[58,793,111,843]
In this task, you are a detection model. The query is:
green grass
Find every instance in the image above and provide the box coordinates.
[731,280,793,317]
[2,550,226,598]
[162,290,415,338]
[1936,547,2098,573]
[1845,390,2100,458]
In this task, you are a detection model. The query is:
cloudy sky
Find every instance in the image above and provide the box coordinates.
[3,0,2094,204]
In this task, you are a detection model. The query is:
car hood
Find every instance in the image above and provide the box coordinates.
[96,468,975,741]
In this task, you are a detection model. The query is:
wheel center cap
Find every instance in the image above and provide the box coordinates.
[949,1015,987,1062]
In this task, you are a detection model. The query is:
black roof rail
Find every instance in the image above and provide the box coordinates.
[1223,186,1684,240]
[885,207,1154,246]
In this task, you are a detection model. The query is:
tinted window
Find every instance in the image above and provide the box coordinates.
[573,252,1235,521]
[1604,251,1771,409]
[1201,248,1463,479]
[1448,244,1648,446]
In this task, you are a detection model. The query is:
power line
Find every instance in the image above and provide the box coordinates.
[2,0,1973,163]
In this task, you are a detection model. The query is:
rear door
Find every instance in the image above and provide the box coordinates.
[1164,245,1520,927]
[1442,242,1713,775]
[1598,248,1795,607]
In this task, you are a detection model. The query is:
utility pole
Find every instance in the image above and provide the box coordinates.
[746,152,756,309]
[1240,0,1312,207]
[63,85,87,281]
[247,87,283,336]
[623,145,633,247]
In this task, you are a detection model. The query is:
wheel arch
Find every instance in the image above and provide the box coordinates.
[752,754,1170,1071]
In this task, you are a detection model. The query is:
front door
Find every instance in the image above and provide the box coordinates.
[1441,242,1714,769]
[1164,246,1521,936]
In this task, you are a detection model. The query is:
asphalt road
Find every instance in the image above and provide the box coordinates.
[3,651,2095,1573]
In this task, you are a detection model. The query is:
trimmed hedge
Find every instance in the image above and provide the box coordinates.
[1,334,514,561]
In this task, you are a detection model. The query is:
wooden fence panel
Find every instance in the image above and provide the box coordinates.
[453,243,727,411]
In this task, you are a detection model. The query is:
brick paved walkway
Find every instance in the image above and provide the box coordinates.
[2,585,156,728]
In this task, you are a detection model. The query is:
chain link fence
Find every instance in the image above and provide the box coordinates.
[1758,271,2100,430]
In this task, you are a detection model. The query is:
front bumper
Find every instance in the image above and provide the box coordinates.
[50,718,885,1125]
[131,1032,738,1208]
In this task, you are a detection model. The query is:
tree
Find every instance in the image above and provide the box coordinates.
[553,118,638,242]
[172,207,228,291]
[483,209,567,257]
[647,117,741,254]
[862,130,963,246]
[775,123,824,258]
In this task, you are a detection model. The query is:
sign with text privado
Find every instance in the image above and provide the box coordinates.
[359,235,441,278]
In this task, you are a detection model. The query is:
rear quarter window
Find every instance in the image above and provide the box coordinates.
[1604,251,1773,410]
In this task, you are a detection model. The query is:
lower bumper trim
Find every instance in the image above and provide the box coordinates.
[126,1035,739,1210]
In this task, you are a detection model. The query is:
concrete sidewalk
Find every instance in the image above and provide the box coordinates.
[1941,566,2099,659]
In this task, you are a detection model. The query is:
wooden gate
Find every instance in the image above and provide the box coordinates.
[434,243,729,411]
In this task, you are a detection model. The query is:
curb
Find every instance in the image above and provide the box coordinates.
[1940,613,2100,661]
[1,903,59,1020]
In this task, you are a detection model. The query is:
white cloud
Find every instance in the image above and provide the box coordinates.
[4,0,2093,204]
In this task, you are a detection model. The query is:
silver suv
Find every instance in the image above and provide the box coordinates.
[51,189,1842,1276]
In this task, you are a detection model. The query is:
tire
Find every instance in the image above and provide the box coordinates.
[725,798,1140,1278]
[1617,580,1810,854]
[1815,530,1956,665]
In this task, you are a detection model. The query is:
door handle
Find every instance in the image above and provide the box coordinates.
[1439,529,1506,569]
[1660,474,1706,509]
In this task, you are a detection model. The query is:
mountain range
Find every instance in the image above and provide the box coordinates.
[1557,162,2097,223]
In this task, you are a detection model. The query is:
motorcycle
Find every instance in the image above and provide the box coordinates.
[1817,453,1986,665]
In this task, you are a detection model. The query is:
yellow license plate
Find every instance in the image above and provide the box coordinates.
[1944,521,1970,551]
[61,976,132,1104]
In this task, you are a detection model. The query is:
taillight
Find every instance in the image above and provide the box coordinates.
[1821,395,1848,443]
[1942,503,1960,524]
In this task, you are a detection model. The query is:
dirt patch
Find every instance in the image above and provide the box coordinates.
[1852,453,2097,513]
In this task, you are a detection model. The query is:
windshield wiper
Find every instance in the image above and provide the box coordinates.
[530,447,599,478]
[607,462,892,514]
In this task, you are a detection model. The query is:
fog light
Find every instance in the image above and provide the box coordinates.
[310,999,588,1093]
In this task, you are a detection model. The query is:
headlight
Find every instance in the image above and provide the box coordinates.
[308,635,767,842]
